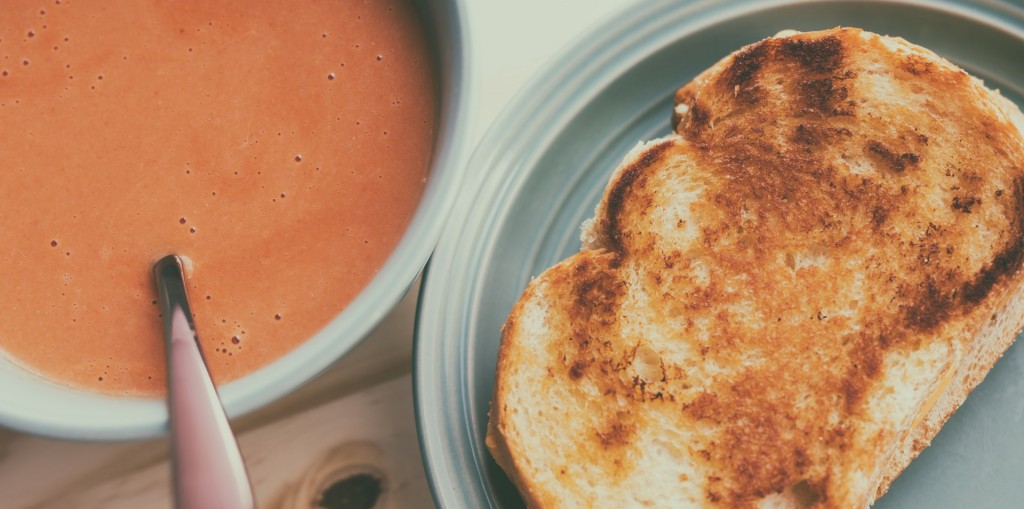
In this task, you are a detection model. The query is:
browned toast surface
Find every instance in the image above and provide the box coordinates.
[489,28,1024,508]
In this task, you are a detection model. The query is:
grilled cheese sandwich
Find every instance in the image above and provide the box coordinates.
[488,27,1024,508]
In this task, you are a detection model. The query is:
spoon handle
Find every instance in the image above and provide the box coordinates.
[154,255,256,509]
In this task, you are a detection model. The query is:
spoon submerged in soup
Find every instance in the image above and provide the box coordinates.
[154,255,255,509]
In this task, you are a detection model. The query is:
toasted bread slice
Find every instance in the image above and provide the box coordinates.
[487,28,1024,508]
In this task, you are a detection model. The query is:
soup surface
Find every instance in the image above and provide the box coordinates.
[0,0,436,395]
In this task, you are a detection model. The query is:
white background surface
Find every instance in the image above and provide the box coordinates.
[462,1,633,149]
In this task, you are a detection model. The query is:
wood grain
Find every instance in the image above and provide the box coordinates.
[0,282,426,509]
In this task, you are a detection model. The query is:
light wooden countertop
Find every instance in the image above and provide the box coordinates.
[0,2,631,507]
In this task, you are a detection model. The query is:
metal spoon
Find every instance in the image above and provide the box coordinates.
[154,255,256,509]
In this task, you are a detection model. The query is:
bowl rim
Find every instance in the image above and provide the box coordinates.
[0,0,474,441]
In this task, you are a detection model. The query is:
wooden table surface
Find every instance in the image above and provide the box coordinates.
[0,2,630,507]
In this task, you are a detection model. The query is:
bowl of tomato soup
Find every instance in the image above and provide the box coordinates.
[0,0,469,439]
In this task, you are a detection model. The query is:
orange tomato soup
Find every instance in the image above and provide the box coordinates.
[0,0,436,395]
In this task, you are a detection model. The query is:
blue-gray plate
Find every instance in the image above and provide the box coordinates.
[415,1,1024,507]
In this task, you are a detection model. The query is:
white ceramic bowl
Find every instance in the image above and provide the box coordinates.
[0,0,472,441]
